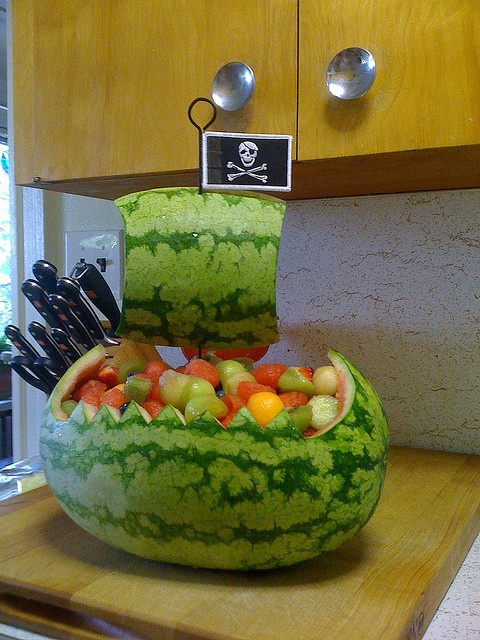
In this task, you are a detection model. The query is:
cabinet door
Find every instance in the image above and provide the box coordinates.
[13,0,297,186]
[298,0,480,161]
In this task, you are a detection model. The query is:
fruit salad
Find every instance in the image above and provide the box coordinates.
[62,351,344,437]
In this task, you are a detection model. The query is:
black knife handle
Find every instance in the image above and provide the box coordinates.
[32,357,61,390]
[70,261,121,333]
[56,277,118,345]
[4,324,41,361]
[32,260,58,294]
[21,279,63,329]
[50,327,84,363]
[48,293,97,351]
[28,321,70,374]
[10,355,51,394]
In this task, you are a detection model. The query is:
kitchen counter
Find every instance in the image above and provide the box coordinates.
[0,532,478,640]
[0,447,478,640]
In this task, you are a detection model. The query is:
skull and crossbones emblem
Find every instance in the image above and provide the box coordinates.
[227,141,268,183]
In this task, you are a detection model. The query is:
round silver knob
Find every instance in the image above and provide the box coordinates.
[326,48,376,99]
[212,62,255,111]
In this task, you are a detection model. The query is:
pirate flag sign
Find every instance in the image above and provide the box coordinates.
[202,132,292,192]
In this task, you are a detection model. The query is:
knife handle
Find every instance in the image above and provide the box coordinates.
[48,293,97,351]
[32,259,58,294]
[70,261,121,333]
[10,355,51,393]
[4,324,41,361]
[21,279,63,329]
[32,357,61,390]
[50,327,84,364]
[56,277,119,346]
[28,321,70,374]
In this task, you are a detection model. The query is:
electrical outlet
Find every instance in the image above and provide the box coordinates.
[65,230,124,305]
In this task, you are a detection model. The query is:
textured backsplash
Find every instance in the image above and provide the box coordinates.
[268,190,479,454]
[61,188,480,454]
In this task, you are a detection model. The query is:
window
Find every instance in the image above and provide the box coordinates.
[0,143,10,467]
[0,144,9,332]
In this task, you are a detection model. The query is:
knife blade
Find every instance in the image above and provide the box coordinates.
[21,279,63,329]
[56,277,119,346]
[32,259,58,294]
[47,293,97,351]
[50,327,84,363]
[10,355,52,394]
[28,321,70,375]
[70,260,121,334]
[4,324,42,361]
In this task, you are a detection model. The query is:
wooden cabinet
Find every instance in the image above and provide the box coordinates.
[295,0,480,198]
[13,1,297,190]
[299,0,480,160]
[12,0,480,200]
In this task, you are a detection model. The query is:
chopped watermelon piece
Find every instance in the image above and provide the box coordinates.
[184,359,220,388]
[144,360,170,378]
[236,381,275,402]
[72,379,107,402]
[95,365,120,387]
[101,387,127,410]
[220,393,246,428]
[142,399,166,418]
[252,363,288,389]
[278,391,310,409]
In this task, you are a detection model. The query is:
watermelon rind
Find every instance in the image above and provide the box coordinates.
[114,188,286,349]
[40,348,389,570]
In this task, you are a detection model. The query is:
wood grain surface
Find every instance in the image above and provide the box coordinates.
[22,144,480,203]
[299,0,480,161]
[13,0,297,185]
[0,446,479,640]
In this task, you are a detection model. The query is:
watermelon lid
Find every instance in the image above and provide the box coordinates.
[114,188,286,349]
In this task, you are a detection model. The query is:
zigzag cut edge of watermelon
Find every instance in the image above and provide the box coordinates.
[40,344,389,570]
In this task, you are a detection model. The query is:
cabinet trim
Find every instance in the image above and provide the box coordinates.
[20,144,480,202]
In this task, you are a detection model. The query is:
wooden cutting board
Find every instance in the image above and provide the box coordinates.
[0,446,479,640]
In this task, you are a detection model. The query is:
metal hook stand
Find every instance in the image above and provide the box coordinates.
[188,97,217,194]
[186,97,217,357]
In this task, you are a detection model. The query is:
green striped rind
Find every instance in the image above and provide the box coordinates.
[40,350,388,570]
[114,188,286,349]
